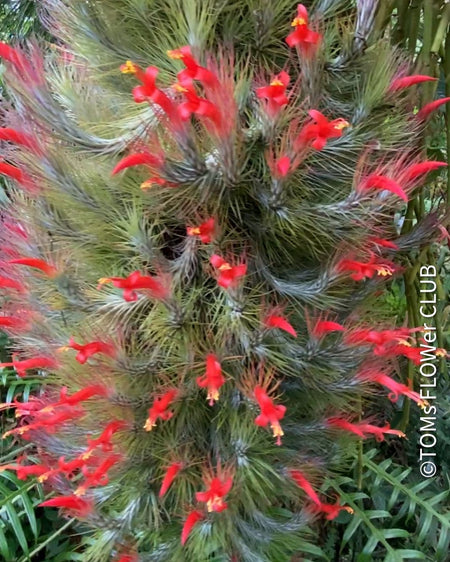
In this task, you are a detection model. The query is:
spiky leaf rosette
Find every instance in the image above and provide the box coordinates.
[0,2,447,561]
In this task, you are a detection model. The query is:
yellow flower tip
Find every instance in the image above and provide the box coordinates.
[80,451,93,461]
[207,496,225,513]
[376,267,393,277]
[57,346,70,353]
[140,180,154,190]
[39,406,54,414]
[292,17,306,27]
[344,506,354,514]
[398,431,407,439]
[418,399,430,410]
[97,277,111,286]
[120,60,138,74]
[74,486,86,497]
[188,227,201,236]
[334,120,350,130]
[172,82,188,93]
[271,422,284,439]
[435,348,447,357]
[144,418,156,432]
[37,473,49,483]
[397,339,411,347]
[270,79,284,87]
[167,49,183,60]
[218,263,232,271]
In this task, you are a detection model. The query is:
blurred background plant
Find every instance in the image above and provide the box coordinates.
[0,1,448,561]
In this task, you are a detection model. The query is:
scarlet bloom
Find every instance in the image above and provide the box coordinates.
[0,275,26,292]
[336,253,396,281]
[144,389,178,431]
[210,255,247,289]
[264,314,297,337]
[85,420,128,454]
[360,371,428,408]
[60,337,116,364]
[196,354,225,405]
[256,71,290,117]
[0,316,29,331]
[312,499,354,520]
[56,385,110,407]
[167,46,218,88]
[0,128,38,151]
[181,510,204,545]
[286,4,321,55]
[0,356,57,378]
[313,320,344,338]
[9,257,58,278]
[174,82,222,130]
[402,161,447,181]
[98,271,169,301]
[39,495,93,517]
[0,41,28,70]
[111,152,163,176]
[327,417,406,441]
[186,217,215,243]
[417,97,450,121]
[389,74,436,92]
[296,110,349,151]
[0,161,34,190]
[75,453,122,496]
[288,469,321,506]
[275,155,291,177]
[195,475,233,512]
[0,463,50,480]
[369,237,399,250]
[120,62,176,117]
[344,327,418,354]
[159,461,183,497]
[389,343,423,365]
[254,386,286,446]
[358,174,408,202]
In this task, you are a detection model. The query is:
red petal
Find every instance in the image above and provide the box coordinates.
[265,314,297,337]
[389,75,436,92]
[417,97,450,120]
[181,510,204,545]
[313,320,344,337]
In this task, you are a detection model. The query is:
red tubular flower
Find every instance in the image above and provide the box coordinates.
[288,469,321,507]
[39,495,94,517]
[312,320,344,338]
[369,237,399,250]
[0,463,50,480]
[195,475,233,512]
[256,71,290,117]
[296,110,349,151]
[344,327,418,353]
[159,461,183,497]
[0,316,29,331]
[60,337,117,364]
[0,276,26,292]
[0,128,39,151]
[9,258,58,278]
[98,271,169,302]
[144,389,178,431]
[75,453,122,496]
[111,152,163,176]
[275,155,291,177]
[167,46,219,88]
[210,255,247,289]
[402,161,447,181]
[336,253,396,281]
[312,499,354,520]
[264,314,297,337]
[0,42,25,66]
[389,344,423,365]
[3,408,84,439]
[187,217,215,243]
[0,356,57,378]
[254,386,286,446]
[0,161,34,190]
[361,371,428,408]
[181,510,204,545]
[286,4,321,55]
[56,385,110,407]
[174,82,223,130]
[85,420,127,455]
[327,417,406,441]
[417,97,450,121]
[389,74,436,92]
[121,61,176,117]
[196,354,225,406]
[358,174,408,202]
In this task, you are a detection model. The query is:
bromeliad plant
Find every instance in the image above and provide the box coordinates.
[0,1,447,560]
